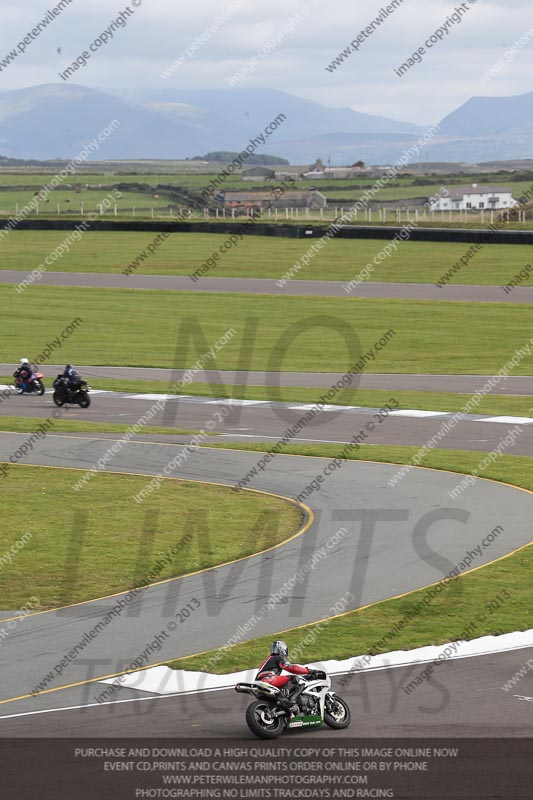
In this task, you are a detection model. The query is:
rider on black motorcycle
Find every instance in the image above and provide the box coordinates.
[53,365,91,409]
[13,358,33,392]
[256,641,312,707]
[63,364,81,389]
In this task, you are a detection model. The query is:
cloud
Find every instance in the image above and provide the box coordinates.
[0,0,532,124]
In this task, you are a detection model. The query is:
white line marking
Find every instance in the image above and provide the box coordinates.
[388,410,447,418]
[129,394,175,400]
[477,416,533,425]
[0,687,232,721]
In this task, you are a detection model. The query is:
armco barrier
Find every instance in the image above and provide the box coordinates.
[2,218,533,244]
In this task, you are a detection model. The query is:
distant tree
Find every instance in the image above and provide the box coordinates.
[194,151,289,166]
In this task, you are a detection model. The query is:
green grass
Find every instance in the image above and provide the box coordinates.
[1,230,533,285]
[0,414,208,436]
[0,190,172,214]
[0,464,301,609]
[0,171,530,198]
[1,285,532,375]
[168,445,533,673]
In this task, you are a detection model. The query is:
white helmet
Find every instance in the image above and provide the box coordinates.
[20,358,29,365]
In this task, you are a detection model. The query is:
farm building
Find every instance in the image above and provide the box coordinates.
[223,189,327,210]
[429,184,517,211]
[241,166,276,181]
[302,158,367,180]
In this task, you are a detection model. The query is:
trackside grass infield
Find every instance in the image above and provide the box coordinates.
[0,464,301,609]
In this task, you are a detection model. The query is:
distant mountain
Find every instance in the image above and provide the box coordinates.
[0,84,242,159]
[439,91,533,137]
[1,83,533,164]
[0,84,424,162]
[135,88,424,139]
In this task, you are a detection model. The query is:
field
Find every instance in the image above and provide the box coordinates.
[0,171,531,221]
[1,285,532,374]
[0,189,173,214]
[1,230,532,285]
[0,464,300,608]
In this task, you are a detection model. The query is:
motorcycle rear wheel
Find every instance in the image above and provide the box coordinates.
[324,694,351,729]
[34,380,45,396]
[245,700,285,739]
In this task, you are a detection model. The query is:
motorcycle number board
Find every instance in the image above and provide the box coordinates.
[287,714,322,729]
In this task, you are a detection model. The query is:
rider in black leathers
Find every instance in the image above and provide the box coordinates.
[63,364,82,390]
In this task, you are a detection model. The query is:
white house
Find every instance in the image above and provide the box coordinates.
[429,184,517,212]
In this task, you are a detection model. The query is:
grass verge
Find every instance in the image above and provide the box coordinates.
[1,230,533,284]
[0,464,302,609]
[0,414,209,436]
[1,286,532,375]
[168,445,533,673]
[44,378,533,418]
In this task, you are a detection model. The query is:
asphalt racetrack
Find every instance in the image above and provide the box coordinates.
[0,432,532,734]
[2,646,533,738]
[1,270,533,302]
[1,390,533,455]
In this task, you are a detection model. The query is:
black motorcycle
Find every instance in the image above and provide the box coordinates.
[52,375,91,408]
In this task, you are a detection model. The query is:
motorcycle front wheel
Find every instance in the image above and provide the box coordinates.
[34,380,45,396]
[53,390,65,407]
[324,694,351,729]
[77,391,91,409]
[245,700,285,739]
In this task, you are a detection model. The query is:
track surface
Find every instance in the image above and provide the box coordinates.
[1,270,532,302]
[0,433,531,721]
[2,646,532,737]
[2,364,532,394]
[1,391,533,455]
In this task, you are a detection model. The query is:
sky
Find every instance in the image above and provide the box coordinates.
[1,0,533,124]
